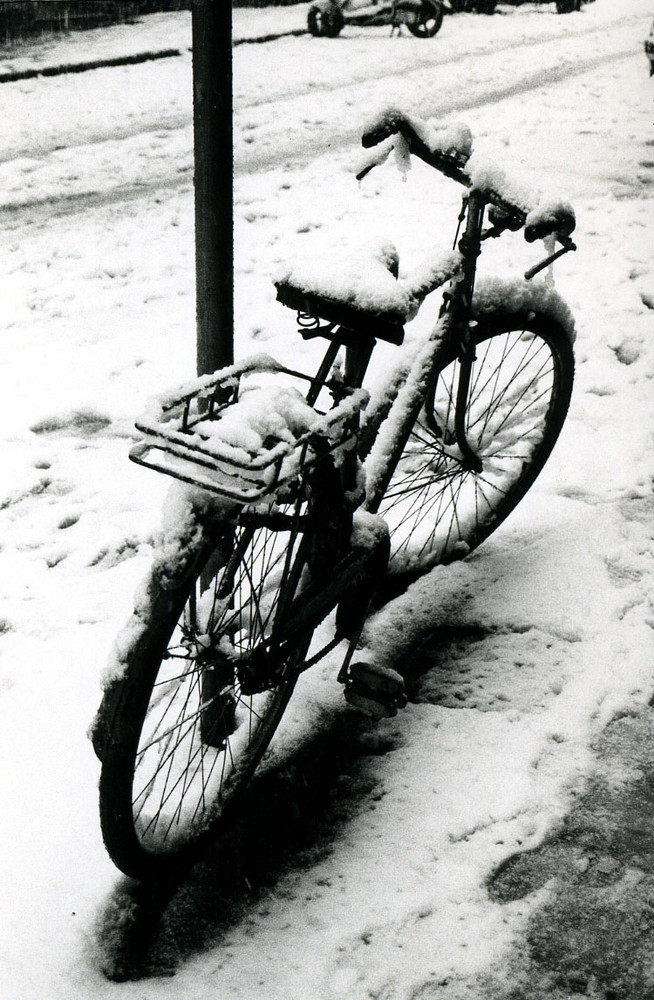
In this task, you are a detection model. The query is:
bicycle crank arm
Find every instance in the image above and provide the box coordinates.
[239,531,388,694]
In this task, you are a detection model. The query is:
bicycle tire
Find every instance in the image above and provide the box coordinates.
[406,0,444,37]
[376,306,574,577]
[307,2,345,37]
[96,498,321,880]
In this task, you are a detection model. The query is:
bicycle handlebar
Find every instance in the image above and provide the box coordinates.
[361,110,471,186]
[360,110,576,245]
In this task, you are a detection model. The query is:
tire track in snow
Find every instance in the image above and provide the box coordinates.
[235,14,636,110]
[235,45,636,176]
[0,170,193,229]
[0,110,190,168]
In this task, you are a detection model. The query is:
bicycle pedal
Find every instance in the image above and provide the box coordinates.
[344,661,407,718]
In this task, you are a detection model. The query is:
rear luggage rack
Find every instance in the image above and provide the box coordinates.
[129,355,364,503]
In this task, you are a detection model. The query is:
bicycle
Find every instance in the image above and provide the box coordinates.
[91,108,577,880]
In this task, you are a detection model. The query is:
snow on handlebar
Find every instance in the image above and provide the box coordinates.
[359,108,576,245]
[360,108,471,185]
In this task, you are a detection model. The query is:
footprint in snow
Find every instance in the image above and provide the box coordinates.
[29,407,112,437]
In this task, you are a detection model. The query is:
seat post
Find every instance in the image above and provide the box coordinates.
[343,333,375,391]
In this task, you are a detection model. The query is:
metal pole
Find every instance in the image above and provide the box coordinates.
[192,0,233,377]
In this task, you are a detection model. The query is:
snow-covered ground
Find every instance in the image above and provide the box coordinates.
[0,2,652,997]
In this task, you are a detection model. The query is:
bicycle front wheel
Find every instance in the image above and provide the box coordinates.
[96,501,317,879]
[378,307,574,575]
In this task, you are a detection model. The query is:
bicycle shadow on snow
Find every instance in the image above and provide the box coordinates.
[94,699,402,982]
[93,607,493,983]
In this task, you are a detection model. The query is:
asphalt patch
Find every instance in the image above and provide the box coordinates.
[484,707,654,999]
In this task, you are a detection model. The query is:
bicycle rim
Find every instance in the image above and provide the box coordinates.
[378,310,574,574]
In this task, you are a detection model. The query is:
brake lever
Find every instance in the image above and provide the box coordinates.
[356,137,396,181]
[524,236,576,281]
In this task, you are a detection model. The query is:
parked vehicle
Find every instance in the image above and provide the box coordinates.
[308,0,444,38]
[308,0,592,33]
[646,21,654,75]
[500,0,593,11]
[448,0,497,12]
[451,0,592,13]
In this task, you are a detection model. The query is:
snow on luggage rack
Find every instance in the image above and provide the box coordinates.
[129,354,365,503]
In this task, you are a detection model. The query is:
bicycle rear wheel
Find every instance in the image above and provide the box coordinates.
[96,497,319,880]
[377,307,574,575]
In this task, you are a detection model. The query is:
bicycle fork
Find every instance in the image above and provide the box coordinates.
[448,189,486,472]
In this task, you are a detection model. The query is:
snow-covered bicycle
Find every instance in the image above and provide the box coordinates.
[92,109,577,880]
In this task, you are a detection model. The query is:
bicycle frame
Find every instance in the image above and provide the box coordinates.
[315,188,489,517]
[246,189,486,667]
[233,149,577,699]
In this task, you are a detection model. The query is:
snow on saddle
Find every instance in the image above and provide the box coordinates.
[275,238,463,346]
[274,240,413,345]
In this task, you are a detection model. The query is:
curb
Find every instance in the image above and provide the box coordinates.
[0,47,181,84]
[233,29,307,45]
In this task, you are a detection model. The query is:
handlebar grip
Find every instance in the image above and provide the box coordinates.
[361,109,411,149]
[361,119,400,149]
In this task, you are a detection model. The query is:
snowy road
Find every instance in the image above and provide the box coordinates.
[0,4,645,212]
[233,9,644,172]
[0,3,653,999]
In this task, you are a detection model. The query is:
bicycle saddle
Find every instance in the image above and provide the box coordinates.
[275,240,410,345]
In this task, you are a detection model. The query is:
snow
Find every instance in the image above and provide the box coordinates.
[0,2,653,998]
[147,381,320,460]
[276,237,419,319]
[473,275,576,334]
[132,363,368,501]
